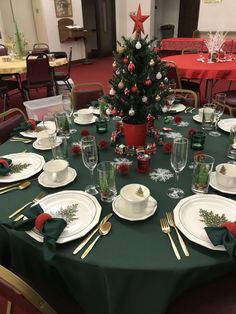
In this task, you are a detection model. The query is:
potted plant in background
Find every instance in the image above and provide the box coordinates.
[105,4,171,147]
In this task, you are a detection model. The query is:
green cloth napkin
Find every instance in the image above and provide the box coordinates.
[1,204,67,261]
[11,121,34,134]
[205,223,236,258]
[0,158,12,176]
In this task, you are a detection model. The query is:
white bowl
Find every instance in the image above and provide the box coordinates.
[215,163,236,188]
[119,184,150,216]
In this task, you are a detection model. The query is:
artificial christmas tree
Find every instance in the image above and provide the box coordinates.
[105,4,171,146]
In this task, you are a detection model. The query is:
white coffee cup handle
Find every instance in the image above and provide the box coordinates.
[52,172,58,182]
[73,112,78,118]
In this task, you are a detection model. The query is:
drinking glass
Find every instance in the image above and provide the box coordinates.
[167,137,189,199]
[62,93,77,134]
[81,136,99,195]
[54,111,70,138]
[209,93,225,136]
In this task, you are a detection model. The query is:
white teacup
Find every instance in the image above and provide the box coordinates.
[198,106,215,121]
[43,159,68,183]
[215,163,236,188]
[119,184,150,217]
[37,130,55,147]
[73,108,93,122]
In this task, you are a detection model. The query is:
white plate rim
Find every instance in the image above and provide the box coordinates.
[218,118,236,133]
[210,172,236,195]
[74,116,96,125]
[25,190,102,244]
[173,194,236,251]
[32,137,62,151]
[20,121,56,138]
[38,167,77,188]
[168,103,186,113]
[89,106,100,115]
[193,114,202,123]
[0,152,45,183]
[112,195,157,221]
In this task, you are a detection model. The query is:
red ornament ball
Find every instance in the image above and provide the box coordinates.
[123,57,129,65]
[131,84,138,93]
[128,62,135,73]
[98,139,108,150]
[124,88,130,96]
[117,163,129,175]
[35,213,52,231]
[70,143,81,155]
[174,115,182,124]
[112,108,117,116]
[119,111,125,118]
[144,79,152,87]
[80,128,90,137]
[163,142,173,154]
[27,119,36,130]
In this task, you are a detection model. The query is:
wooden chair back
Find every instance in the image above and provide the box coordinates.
[72,82,105,109]
[162,60,182,89]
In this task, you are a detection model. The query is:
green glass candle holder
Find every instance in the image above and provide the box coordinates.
[191,131,206,150]
[96,117,108,134]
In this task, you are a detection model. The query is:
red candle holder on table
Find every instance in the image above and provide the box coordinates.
[137,154,151,173]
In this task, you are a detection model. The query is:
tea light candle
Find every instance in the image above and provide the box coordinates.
[191,131,206,150]
[96,117,107,134]
[137,154,151,173]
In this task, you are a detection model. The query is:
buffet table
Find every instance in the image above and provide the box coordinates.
[0,113,236,314]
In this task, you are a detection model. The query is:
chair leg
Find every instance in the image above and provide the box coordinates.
[3,93,8,112]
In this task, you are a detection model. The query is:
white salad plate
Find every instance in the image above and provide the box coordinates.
[25,190,102,244]
[173,194,236,251]
[193,114,202,123]
[112,195,157,221]
[74,116,96,125]
[32,137,62,151]
[218,118,236,133]
[38,167,77,188]
[20,121,56,138]
[0,152,45,183]
[210,172,236,195]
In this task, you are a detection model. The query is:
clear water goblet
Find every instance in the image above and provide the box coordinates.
[81,136,99,195]
[62,93,77,134]
[167,137,189,199]
[209,93,226,136]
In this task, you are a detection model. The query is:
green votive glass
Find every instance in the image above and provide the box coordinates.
[191,131,206,150]
[96,117,108,134]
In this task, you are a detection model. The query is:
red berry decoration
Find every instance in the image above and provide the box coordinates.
[128,61,135,73]
[70,143,81,155]
[174,115,182,124]
[123,56,129,65]
[27,119,36,130]
[80,128,90,137]
[163,142,173,154]
[131,84,138,93]
[144,79,152,86]
[188,128,197,139]
[35,213,52,231]
[112,108,117,116]
[222,221,236,238]
[117,163,129,175]
[98,139,108,150]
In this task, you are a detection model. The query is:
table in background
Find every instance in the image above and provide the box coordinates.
[0,114,235,314]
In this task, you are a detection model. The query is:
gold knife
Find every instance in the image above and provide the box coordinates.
[73,213,113,255]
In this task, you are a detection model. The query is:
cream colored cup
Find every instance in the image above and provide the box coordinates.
[215,163,236,188]
[198,106,215,121]
[43,159,68,182]
[37,130,55,147]
[73,108,93,122]
[119,184,150,217]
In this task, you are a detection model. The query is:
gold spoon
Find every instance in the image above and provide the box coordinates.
[0,181,31,195]
[81,221,112,259]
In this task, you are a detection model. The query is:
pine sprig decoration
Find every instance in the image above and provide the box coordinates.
[105,35,171,124]
[53,204,78,223]
[10,163,31,173]
[199,208,228,227]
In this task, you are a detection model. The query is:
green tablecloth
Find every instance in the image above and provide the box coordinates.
[0,113,235,314]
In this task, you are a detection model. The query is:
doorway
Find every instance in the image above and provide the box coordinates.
[178,0,200,37]
[81,0,116,57]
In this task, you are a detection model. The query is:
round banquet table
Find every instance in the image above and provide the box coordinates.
[0,56,68,74]
[0,113,236,314]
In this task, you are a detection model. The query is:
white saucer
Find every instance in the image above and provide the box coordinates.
[112,195,157,221]
[210,172,236,195]
[89,106,100,115]
[38,167,77,188]
[193,114,202,123]
[32,138,62,151]
[74,116,96,125]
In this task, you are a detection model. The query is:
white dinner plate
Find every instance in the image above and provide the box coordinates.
[173,194,236,251]
[112,195,157,221]
[218,118,236,133]
[89,106,100,115]
[32,137,62,151]
[168,103,186,113]
[0,153,45,183]
[193,114,202,123]
[20,121,56,138]
[210,172,236,195]
[38,167,77,188]
[74,116,96,125]
[25,190,102,243]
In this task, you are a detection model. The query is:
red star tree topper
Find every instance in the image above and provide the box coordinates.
[130,4,150,39]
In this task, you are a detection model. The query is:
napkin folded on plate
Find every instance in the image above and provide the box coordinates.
[1,204,67,261]
[205,222,236,258]
[11,119,37,135]
[0,158,12,176]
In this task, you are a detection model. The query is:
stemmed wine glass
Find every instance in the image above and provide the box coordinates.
[209,93,225,137]
[62,93,77,134]
[167,137,189,199]
[81,136,99,195]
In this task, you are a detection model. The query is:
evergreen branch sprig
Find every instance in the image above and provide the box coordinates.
[199,208,228,227]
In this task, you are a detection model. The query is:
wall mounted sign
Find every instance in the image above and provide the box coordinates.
[54,0,73,18]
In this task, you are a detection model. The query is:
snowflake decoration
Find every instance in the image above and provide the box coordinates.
[113,158,133,166]
[165,132,182,139]
[149,168,174,182]
[177,121,189,127]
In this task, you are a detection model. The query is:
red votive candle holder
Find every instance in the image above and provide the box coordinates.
[137,154,151,173]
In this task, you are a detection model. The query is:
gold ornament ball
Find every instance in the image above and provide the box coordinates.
[149,59,155,67]
[112,61,116,68]
[117,46,125,54]
[155,95,161,101]
[118,81,124,89]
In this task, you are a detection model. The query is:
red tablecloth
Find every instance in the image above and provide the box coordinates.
[162,53,236,81]
[160,38,236,53]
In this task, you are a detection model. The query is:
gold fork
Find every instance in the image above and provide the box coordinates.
[160,217,181,260]
[166,212,189,257]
